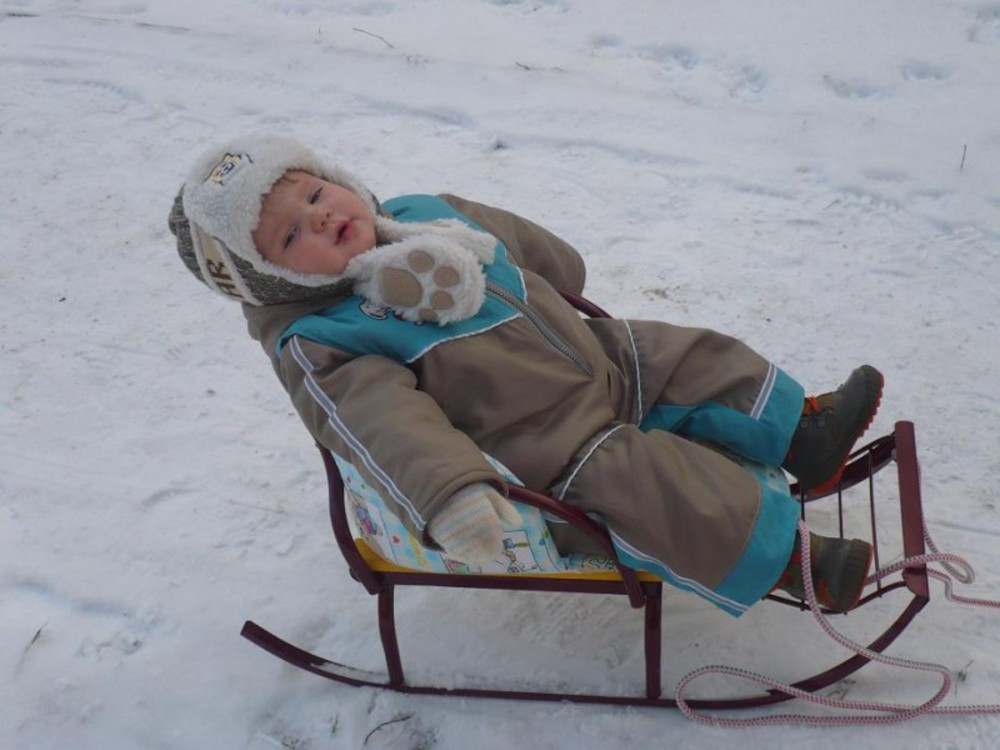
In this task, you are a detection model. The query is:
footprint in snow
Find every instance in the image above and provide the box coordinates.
[588,35,698,71]
[635,42,700,72]
[822,74,891,100]
[590,36,770,103]
[728,62,768,101]
[968,5,1000,44]
[901,59,952,81]
[485,0,567,11]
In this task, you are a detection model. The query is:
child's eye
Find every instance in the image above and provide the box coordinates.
[309,187,322,204]
[282,226,298,250]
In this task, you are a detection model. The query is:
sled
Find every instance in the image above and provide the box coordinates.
[241,292,931,709]
[241,422,928,708]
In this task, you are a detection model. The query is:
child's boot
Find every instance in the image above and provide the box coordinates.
[774,532,873,612]
[783,365,883,494]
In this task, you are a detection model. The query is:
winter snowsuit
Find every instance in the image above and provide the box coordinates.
[244,193,804,616]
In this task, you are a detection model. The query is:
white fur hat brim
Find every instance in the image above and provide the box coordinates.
[182,133,376,266]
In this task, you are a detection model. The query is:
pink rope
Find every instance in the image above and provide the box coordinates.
[675,519,1000,727]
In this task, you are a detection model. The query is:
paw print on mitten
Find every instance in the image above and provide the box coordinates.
[379,250,464,323]
[352,235,487,324]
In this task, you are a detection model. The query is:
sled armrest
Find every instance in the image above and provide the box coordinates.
[559,289,612,319]
[507,484,647,606]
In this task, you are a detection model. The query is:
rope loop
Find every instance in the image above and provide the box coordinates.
[675,519,1000,727]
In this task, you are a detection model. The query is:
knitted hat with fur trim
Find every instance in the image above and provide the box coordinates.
[171,134,375,305]
[170,133,497,319]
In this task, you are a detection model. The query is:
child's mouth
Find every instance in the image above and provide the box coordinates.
[336,220,352,244]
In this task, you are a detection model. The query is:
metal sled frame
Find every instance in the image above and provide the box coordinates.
[242,419,930,709]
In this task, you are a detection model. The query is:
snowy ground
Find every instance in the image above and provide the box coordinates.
[3,0,1000,747]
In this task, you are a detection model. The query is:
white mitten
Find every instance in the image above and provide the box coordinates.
[346,218,497,325]
[427,483,521,565]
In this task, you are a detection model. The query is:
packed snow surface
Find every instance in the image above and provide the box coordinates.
[3,1,1000,748]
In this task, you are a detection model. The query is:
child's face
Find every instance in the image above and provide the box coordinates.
[252,170,376,276]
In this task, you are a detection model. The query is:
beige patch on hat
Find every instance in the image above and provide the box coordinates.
[206,152,251,185]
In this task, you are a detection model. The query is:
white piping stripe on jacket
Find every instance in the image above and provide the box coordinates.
[608,528,749,614]
[554,423,627,501]
[288,336,427,530]
[623,320,643,425]
[749,361,777,421]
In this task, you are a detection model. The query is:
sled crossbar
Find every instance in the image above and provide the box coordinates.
[242,421,930,709]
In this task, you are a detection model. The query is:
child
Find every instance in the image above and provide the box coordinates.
[169,134,882,616]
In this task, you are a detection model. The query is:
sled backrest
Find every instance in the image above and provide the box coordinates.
[331,451,618,576]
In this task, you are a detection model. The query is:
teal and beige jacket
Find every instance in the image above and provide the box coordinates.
[243,194,803,616]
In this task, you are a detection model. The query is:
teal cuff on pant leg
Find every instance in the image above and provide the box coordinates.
[711,468,800,614]
[640,365,804,466]
[609,462,799,618]
[751,366,805,464]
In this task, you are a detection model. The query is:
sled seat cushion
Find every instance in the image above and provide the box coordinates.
[335,453,639,577]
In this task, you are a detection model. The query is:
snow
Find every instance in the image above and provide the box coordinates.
[2,0,1000,747]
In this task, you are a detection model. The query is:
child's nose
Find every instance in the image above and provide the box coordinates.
[311,206,331,232]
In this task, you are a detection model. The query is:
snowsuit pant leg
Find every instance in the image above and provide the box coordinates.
[622,319,804,465]
[557,319,804,616]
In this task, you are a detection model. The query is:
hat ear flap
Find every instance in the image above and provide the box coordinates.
[169,187,259,304]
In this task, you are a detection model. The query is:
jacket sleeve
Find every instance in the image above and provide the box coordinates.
[277,334,505,540]
[439,193,587,295]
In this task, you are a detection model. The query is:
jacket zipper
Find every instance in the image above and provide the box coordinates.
[485,281,594,377]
